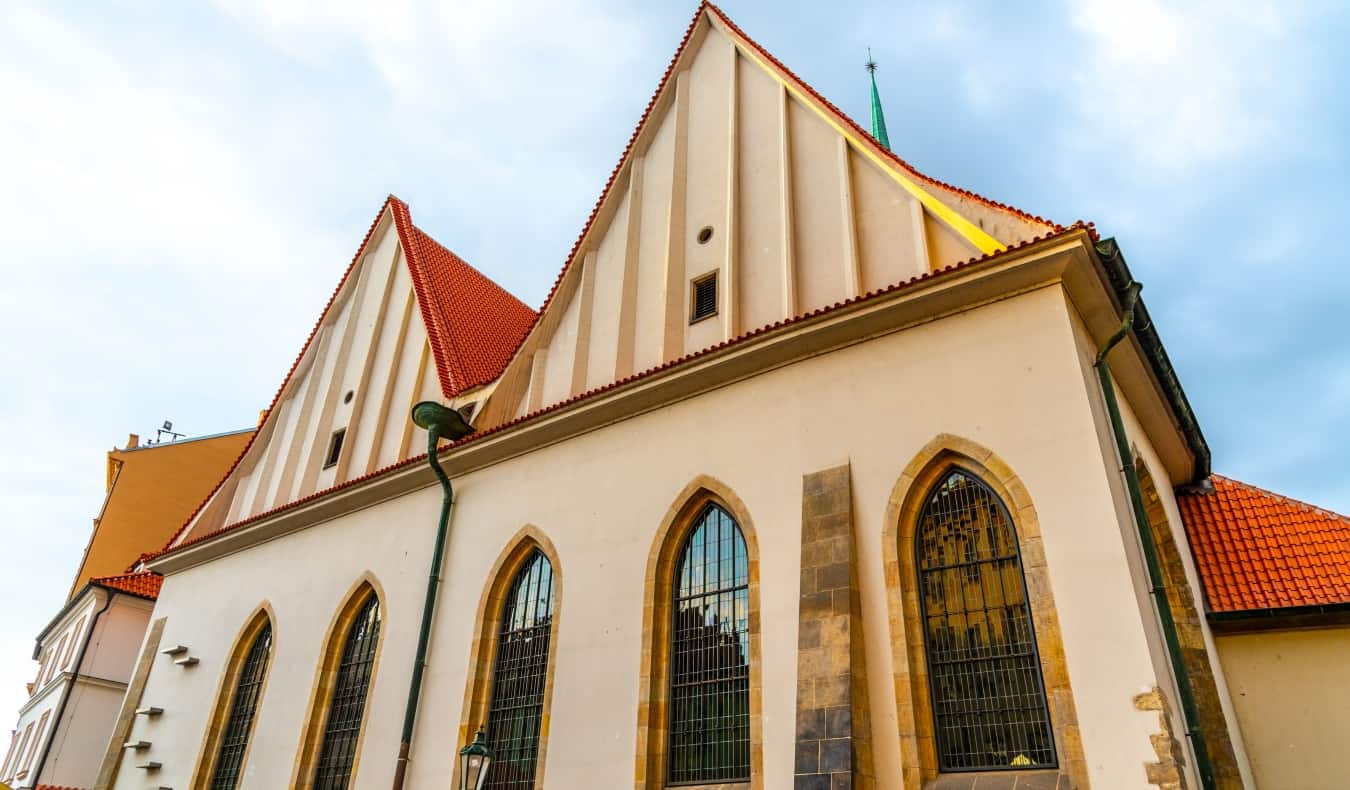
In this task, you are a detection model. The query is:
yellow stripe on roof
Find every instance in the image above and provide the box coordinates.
[731,38,1006,258]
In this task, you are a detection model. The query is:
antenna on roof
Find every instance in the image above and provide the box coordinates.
[148,420,184,446]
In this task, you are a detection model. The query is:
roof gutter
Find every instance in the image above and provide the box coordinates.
[1093,238,1210,484]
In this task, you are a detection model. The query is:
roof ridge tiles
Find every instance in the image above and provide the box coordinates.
[1211,473,1350,522]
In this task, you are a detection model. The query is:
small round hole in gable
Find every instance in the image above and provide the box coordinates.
[697,226,714,245]
[343,390,354,404]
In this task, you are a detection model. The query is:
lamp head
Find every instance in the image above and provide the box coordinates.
[459,728,493,790]
[411,401,475,441]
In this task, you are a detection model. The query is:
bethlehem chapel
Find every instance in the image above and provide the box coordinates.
[10,5,1350,790]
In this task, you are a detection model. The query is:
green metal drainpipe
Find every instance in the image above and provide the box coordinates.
[393,402,475,790]
[1095,281,1215,790]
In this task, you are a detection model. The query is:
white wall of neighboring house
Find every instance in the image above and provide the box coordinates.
[1,587,153,789]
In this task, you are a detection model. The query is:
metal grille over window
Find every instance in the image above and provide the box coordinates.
[209,622,273,790]
[669,504,750,784]
[691,273,718,322]
[483,550,555,790]
[917,470,1056,772]
[314,595,380,790]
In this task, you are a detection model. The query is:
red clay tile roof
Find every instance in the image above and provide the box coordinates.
[1179,475,1350,613]
[390,200,537,395]
[90,570,163,600]
[161,197,533,553]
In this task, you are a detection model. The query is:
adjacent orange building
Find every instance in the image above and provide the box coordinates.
[67,429,253,597]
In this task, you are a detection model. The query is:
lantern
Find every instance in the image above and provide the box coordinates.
[459,728,493,790]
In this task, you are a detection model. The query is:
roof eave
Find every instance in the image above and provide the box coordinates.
[1093,237,1211,484]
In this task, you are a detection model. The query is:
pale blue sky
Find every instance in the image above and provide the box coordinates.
[1,0,1346,723]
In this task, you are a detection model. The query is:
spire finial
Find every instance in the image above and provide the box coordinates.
[866,48,891,150]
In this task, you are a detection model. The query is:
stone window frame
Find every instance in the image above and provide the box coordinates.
[883,434,1088,790]
[290,574,386,789]
[454,525,564,790]
[191,604,276,790]
[633,475,764,790]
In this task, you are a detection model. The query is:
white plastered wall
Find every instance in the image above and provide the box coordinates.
[123,286,1177,789]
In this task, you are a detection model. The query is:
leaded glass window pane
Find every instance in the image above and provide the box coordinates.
[484,550,555,790]
[668,504,751,784]
[209,621,272,789]
[917,470,1055,771]
[314,595,380,790]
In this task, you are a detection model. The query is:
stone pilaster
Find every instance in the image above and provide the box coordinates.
[795,464,873,790]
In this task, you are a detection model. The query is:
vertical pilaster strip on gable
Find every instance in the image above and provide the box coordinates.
[570,251,599,397]
[269,327,333,510]
[837,137,861,299]
[796,464,874,789]
[909,200,931,273]
[722,36,740,340]
[366,288,416,476]
[614,159,645,380]
[777,82,798,320]
[397,341,432,460]
[298,252,372,495]
[335,244,401,484]
[93,616,165,790]
[661,70,691,364]
[236,399,286,519]
[526,349,548,414]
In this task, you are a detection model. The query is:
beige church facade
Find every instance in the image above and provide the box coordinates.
[70,5,1350,790]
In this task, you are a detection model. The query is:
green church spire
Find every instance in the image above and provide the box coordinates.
[866,48,891,151]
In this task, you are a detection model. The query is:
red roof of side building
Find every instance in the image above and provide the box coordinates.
[89,570,163,601]
[1179,475,1350,613]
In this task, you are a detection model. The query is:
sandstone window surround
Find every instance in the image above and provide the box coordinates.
[634,476,764,790]
[192,606,274,790]
[883,434,1088,790]
[291,577,385,790]
[454,526,564,790]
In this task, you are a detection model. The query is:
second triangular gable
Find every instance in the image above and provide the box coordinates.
[175,205,452,544]
[485,6,1055,423]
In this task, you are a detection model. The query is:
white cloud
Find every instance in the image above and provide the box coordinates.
[0,0,671,727]
[1063,0,1312,177]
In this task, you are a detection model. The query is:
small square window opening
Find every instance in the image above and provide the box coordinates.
[690,272,718,324]
[323,428,346,469]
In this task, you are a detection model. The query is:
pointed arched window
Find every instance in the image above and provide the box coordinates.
[668,503,750,784]
[207,620,273,789]
[483,550,555,789]
[313,594,380,789]
[916,469,1055,771]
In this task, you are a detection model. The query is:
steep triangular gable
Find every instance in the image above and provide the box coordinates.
[168,197,534,547]
[481,3,1059,425]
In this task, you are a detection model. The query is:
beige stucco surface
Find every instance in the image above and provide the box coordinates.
[3,591,152,789]
[121,285,1192,789]
[1216,628,1350,789]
